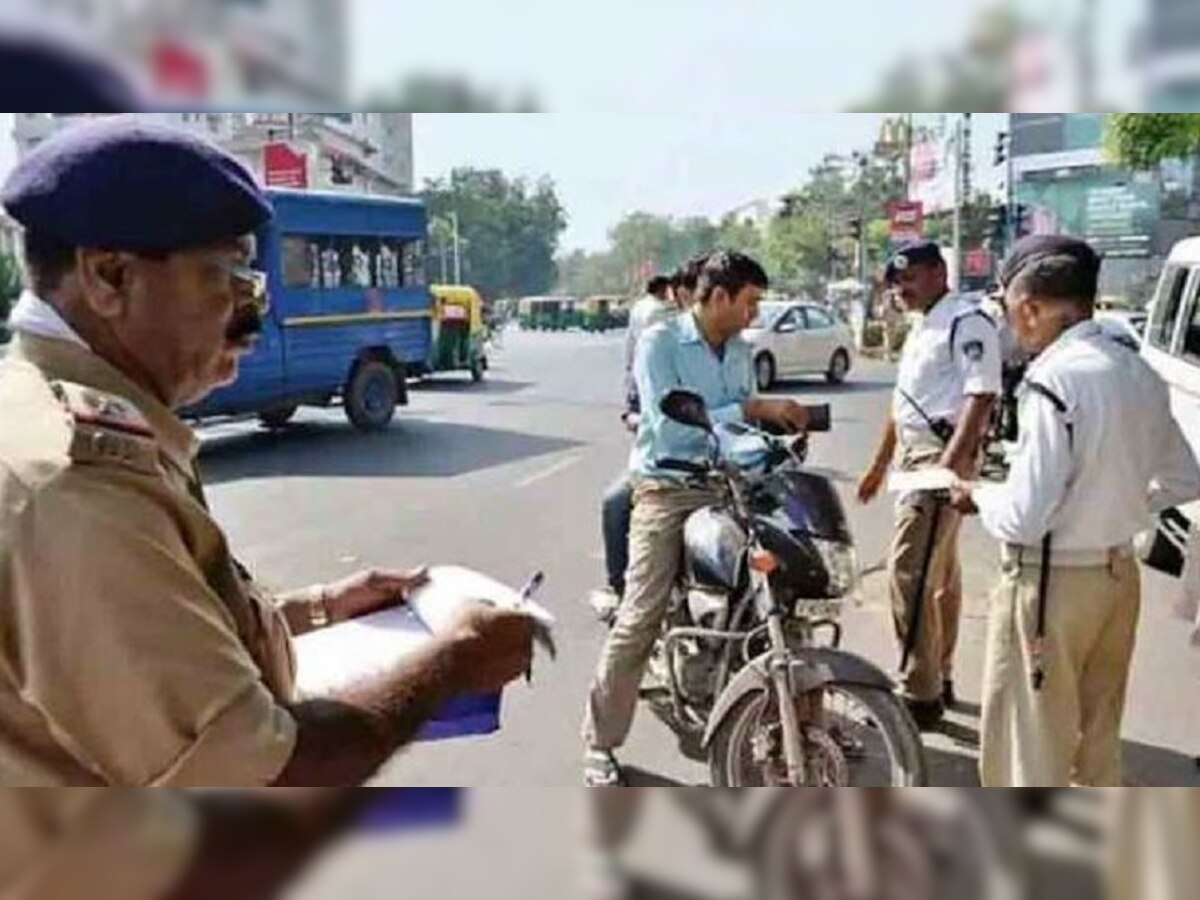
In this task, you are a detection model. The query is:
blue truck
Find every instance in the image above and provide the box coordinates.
[186,188,432,430]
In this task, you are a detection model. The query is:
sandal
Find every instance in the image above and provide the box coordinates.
[584,749,624,787]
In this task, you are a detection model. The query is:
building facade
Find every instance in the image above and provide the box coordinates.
[1009,112,1199,304]
[12,113,415,198]
[1144,0,1200,110]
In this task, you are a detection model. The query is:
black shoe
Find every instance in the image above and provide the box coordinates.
[905,697,945,732]
[942,679,956,709]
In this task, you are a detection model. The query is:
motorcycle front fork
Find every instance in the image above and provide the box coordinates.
[762,577,808,786]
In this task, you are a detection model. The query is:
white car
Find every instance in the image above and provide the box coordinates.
[743,300,855,391]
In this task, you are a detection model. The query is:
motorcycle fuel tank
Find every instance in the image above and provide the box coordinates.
[684,506,747,593]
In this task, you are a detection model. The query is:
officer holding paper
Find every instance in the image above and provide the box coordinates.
[857,240,1001,730]
[0,117,534,797]
[950,236,1200,787]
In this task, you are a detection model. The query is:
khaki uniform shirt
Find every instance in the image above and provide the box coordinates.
[0,332,297,786]
[0,790,195,900]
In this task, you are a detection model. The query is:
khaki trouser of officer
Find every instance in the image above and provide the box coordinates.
[979,547,1140,788]
[1107,788,1200,900]
[889,447,964,703]
[584,480,722,750]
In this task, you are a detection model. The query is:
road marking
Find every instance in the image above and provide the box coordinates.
[515,453,584,489]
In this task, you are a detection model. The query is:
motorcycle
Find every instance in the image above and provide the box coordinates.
[647,389,927,787]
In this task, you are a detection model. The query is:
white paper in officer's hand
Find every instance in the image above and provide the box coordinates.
[886,468,958,494]
[294,607,431,698]
[408,566,557,660]
[293,566,557,699]
[407,566,555,632]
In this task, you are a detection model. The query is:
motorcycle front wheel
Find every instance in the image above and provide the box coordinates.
[708,684,927,787]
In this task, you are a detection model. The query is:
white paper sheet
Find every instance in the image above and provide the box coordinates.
[886,467,959,494]
[294,607,432,698]
[293,566,556,699]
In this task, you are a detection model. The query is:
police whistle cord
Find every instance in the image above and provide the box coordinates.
[1033,533,1053,692]
[899,499,944,675]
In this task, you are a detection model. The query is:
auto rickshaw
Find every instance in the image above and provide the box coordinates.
[518,298,536,330]
[581,295,623,332]
[429,284,487,381]
[611,297,632,329]
[559,297,584,330]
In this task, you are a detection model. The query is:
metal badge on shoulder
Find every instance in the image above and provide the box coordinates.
[51,381,159,471]
[51,381,154,439]
[962,339,986,362]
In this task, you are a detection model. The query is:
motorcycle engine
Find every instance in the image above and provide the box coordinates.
[671,633,721,704]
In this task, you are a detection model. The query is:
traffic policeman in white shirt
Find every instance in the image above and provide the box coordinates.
[951,236,1200,787]
[858,240,1002,730]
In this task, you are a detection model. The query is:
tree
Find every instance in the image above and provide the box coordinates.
[851,3,1022,111]
[1105,114,1200,170]
[421,168,567,299]
[367,75,540,112]
[0,252,20,331]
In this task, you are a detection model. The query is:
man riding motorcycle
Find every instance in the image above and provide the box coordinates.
[581,251,819,786]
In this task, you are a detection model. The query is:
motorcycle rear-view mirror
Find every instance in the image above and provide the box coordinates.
[660,390,713,432]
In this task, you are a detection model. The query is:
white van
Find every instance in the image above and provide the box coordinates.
[1142,237,1200,633]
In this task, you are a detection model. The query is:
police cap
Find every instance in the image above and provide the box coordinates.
[1,116,273,253]
[998,235,1101,290]
[0,26,143,112]
[885,239,945,283]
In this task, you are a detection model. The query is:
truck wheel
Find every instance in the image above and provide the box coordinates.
[259,405,298,430]
[345,360,398,431]
[470,356,485,382]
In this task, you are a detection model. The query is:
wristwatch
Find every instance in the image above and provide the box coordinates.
[308,586,332,630]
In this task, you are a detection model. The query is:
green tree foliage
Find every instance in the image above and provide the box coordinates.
[421,168,567,299]
[1105,114,1200,171]
[850,3,1021,112]
[367,75,540,112]
[0,252,21,334]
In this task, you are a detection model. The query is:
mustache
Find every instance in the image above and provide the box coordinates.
[226,307,264,344]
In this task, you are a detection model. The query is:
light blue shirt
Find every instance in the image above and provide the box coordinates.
[630,312,754,479]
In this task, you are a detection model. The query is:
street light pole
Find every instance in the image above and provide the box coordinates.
[450,211,462,284]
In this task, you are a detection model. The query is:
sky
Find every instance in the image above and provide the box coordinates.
[2,0,1143,251]
[0,112,1005,252]
[412,114,1006,250]
[348,0,1143,109]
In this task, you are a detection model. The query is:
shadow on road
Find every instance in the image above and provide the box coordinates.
[766,378,894,396]
[1123,739,1200,786]
[621,766,692,787]
[198,419,582,485]
[409,377,534,395]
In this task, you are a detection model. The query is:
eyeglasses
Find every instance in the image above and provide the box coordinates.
[215,258,270,317]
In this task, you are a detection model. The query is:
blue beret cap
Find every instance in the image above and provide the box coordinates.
[998,235,1101,288]
[0,26,143,112]
[1,116,273,252]
[885,239,945,283]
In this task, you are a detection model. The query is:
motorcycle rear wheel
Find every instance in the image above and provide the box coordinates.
[708,684,927,787]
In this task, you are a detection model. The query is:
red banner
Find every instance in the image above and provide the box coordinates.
[887,200,925,242]
[151,40,209,98]
[263,142,309,189]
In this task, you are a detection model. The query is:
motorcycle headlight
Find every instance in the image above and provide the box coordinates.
[814,539,860,601]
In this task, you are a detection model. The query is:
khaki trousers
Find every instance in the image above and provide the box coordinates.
[583,480,721,751]
[979,552,1141,788]
[889,450,964,702]
[1108,789,1200,900]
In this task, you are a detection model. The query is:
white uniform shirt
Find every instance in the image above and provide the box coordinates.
[976,320,1200,551]
[892,292,1002,445]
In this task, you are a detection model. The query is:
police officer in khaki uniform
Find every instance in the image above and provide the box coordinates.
[858,240,1002,730]
[0,117,533,802]
[952,236,1200,787]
